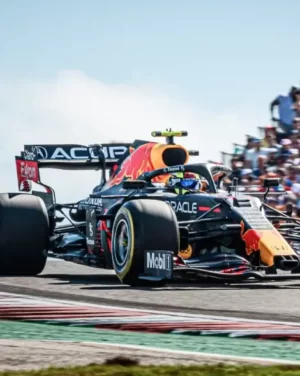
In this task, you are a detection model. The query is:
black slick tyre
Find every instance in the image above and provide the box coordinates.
[111,199,179,286]
[0,193,49,275]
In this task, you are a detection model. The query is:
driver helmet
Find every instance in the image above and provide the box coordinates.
[167,172,201,194]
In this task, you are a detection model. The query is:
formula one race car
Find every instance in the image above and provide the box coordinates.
[1,130,300,286]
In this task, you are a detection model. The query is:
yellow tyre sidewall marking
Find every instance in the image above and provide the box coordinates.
[114,207,135,280]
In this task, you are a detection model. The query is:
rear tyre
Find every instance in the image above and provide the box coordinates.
[111,199,179,287]
[0,193,49,275]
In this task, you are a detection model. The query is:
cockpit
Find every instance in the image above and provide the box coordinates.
[164,171,210,194]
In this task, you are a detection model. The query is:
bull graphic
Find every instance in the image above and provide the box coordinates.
[240,221,262,256]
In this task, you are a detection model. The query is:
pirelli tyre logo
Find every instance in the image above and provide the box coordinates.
[144,251,173,278]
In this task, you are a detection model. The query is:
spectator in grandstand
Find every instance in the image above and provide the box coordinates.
[283,165,298,186]
[229,158,243,183]
[276,192,297,215]
[270,86,297,134]
[289,86,300,100]
[237,169,259,190]
[290,129,300,144]
[288,137,300,165]
[267,196,279,209]
[239,136,255,160]
[291,88,300,117]
[241,168,252,182]
[266,150,279,168]
[244,138,271,176]
[225,85,300,217]
[261,125,277,147]
[279,138,293,161]
[293,117,300,131]
[267,138,281,154]
[291,182,300,217]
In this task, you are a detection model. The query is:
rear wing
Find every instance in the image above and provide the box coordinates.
[15,141,199,194]
[20,143,130,169]
[15,143,130,193]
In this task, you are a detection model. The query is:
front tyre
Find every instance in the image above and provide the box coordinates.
[111,199,179,286]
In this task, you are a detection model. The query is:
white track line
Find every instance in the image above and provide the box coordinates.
[2,291,300,365]
[43,340,300,365]
[2,291,300,327]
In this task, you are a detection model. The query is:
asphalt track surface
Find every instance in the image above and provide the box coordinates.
[1,258,300,322]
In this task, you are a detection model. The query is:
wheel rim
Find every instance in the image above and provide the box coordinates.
[114,219,130,267]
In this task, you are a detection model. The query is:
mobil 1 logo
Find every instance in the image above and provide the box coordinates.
[144,250,173,279]
[86,208,97,252]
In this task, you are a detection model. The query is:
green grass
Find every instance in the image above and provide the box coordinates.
[2,358,300,376]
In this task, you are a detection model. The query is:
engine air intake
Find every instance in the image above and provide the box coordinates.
[162,147,188,166]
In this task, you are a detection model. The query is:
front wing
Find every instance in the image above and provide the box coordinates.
[173,263,300,282]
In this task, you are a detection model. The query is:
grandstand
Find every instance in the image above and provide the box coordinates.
[218,86,300,217]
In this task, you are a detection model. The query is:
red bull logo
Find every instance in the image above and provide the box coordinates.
[109,143,156,186]
[240,221,262,256]
[108,142,189,187]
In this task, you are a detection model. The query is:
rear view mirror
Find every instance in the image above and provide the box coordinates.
[263,178,280,188]
[122,180,147,190]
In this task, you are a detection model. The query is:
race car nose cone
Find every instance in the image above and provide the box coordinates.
[258,231,297,267]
